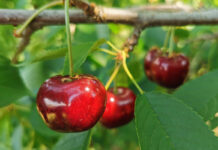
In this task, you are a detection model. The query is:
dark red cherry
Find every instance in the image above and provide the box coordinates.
[144,47,161,81]
[100,87,136,128]
[151,54,189,88]
[36,75,106,132]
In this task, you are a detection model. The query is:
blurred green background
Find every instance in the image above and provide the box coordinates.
[0,0,218,150]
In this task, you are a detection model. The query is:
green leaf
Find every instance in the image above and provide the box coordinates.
[0,56,29,107]
[20,62,49,93]
[52,131,91,150]
[210,116,218,130]
[175,29,190,39]
[11,125,23,150]
[31,48,66,63]
[209,42,218,70]
[74,25,98,43]
[142,27,166,48]
[174,70,218,121]
[63,39,105,74]
[31,39,105,67]
[135,92,218,150]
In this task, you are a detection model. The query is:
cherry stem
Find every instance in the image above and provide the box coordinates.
[122,51,144,94]
[169,27,175,55]
[98,48,117,56]
[113,61,119,94]
[15,1,63,37]
[106,41,122,52]
[162,28,171,52]
[105,63,121,90]
[65,0,74,77]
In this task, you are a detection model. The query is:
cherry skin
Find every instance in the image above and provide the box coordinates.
[100,87,136,128]
[144,47,162,81]
[36,75,107,132]
[151,53,189,88]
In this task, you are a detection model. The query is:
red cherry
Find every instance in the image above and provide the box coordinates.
[151,53,189,88]
[144,47,162,81]
[36,75,106,132]
[100,87,136,128]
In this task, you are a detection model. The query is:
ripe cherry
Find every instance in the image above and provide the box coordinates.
[36,75,107,132]
[144,47,189,88]
[144,47,161,81]
[100,87,136,128]
[151,53,189,88]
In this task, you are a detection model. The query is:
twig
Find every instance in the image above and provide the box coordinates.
[123,25,143,52]
[14,1,63,37]
[70,0,104,22]
[12,26,40,64]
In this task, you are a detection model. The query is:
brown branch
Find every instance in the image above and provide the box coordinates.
[123,25,143,52]
[70,0,104,22]
[1,6,218,27]
[70,0,95,15]
[70,0,94,15]
[12,26,40,64]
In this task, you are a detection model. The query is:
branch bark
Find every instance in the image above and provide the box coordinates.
[1,6,218,27]
[12,26,40,64]
[70,0,105,22]
[123,26,143,52]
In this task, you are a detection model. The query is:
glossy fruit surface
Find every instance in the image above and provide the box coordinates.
[151,53,189,88]
[144,47,161,81]
[100,87,136,128]
[144,47,189,88]
[36,75,106,132]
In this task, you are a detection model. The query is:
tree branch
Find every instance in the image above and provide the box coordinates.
[70,0,96,16]
[70,0,104,22]
[12,26,40,64]
[1,6,218,27]
[123,25,143,52]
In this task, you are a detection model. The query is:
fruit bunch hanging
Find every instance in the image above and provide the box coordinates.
[36,38,140,132]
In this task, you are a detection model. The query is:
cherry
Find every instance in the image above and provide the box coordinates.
[151,53,189,88]
[36,75,107,132]
[144,47,189,88]
[100,87,136,128]
[144,47,161,81]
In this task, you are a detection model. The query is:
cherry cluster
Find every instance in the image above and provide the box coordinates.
[36,46,190,132]
[37,75,136,132]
